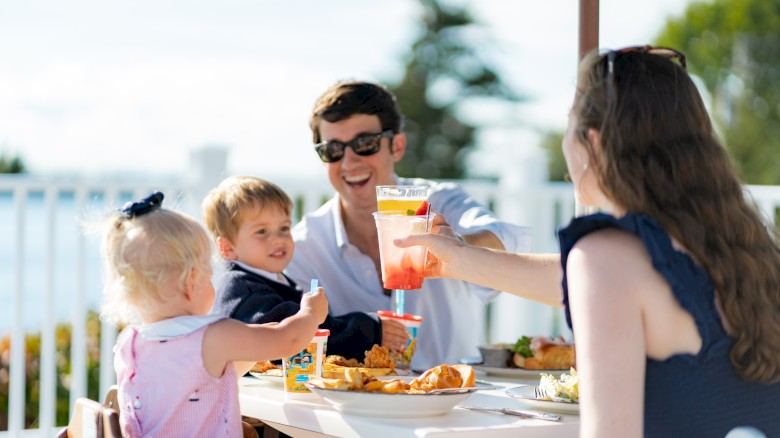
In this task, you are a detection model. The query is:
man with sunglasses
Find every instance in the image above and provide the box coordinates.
[285,80,532,370]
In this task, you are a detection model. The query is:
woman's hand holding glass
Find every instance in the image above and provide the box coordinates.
[394,210,467,280]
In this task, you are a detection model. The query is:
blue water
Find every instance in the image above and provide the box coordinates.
[0,192,128,334]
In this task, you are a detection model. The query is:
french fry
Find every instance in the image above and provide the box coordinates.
[363,380,388,392]
[322,363,396,379]
[377,379,409,394]
[344,368,363,390]
[307,377,352,390]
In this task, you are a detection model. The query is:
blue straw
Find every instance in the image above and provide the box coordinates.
[309,279,318,295]
[393,289,405,316]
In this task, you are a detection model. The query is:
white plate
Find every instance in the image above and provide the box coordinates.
[473,365,568,379]
[505,386,579,415]
[248,372,283,384]
[305,377,477,418]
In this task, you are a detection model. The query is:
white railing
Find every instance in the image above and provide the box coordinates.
[2,148,779,436]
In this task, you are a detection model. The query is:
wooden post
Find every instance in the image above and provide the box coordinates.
[579,0,599,60]
[576,0,600,217]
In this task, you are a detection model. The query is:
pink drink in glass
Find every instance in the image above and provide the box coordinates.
[372,211,433,290]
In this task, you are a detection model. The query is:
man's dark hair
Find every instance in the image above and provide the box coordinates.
[309,80,403,144]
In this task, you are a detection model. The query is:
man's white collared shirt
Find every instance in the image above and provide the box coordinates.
[286,176,532,370]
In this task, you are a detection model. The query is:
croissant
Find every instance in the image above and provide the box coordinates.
[452,364,476,388]
[410,364,463,391]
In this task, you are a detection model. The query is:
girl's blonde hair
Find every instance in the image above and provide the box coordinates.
[100,207,212,325]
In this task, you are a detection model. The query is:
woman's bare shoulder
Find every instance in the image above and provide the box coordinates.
[568,227,652,274]
[567,227,670,304]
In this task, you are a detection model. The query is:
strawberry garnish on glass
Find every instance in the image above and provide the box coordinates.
[413,200,430,216]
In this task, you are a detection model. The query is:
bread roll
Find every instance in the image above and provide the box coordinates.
[521,344,575,370]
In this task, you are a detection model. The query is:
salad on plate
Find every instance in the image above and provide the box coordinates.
[538,368,579,403]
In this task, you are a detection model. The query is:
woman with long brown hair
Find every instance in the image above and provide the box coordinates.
[398,46,780,437]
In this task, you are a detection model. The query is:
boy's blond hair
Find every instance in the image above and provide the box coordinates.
[100,208,212,325]
[202,176,293,249]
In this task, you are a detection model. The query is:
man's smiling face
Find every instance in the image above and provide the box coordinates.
[318,114,405,213]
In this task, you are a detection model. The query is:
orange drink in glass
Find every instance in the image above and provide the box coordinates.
[376,185,428,214]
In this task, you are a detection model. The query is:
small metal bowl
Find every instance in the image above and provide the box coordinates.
[478,345,513,368]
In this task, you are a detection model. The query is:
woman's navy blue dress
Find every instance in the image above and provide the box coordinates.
[558,213,780,437]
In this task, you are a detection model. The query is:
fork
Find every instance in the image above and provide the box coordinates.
[533,385,574,403]
[515,385,551,400]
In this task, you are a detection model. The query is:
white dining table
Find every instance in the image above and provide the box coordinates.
[238,373,580,437]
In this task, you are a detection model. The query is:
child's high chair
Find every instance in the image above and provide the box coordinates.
[57,384,259,437]
[55,396,121,438]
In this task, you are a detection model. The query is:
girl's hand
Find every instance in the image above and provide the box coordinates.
[378,316,409,351]
[300,287,329,324]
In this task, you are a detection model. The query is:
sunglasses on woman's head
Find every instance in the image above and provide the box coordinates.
[605,45,687,104]
[314,130,394,163]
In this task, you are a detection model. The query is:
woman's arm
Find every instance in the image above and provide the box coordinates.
[395,233,563,307]
[460,229,505,251]
[567,229,647,438]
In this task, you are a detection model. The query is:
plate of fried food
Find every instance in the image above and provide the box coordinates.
[248,360,283,384]
[307,364,477,417]
[323,345,409,379]
[473,336,575,378]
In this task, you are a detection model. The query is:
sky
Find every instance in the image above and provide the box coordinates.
[0,0,695,181]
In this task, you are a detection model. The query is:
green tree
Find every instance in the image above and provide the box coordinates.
[656,0,780,184]
[0,150,25,174]
[388,0,521,179]
[540,131,567,182]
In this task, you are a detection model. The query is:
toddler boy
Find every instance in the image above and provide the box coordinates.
[203,176,406,360]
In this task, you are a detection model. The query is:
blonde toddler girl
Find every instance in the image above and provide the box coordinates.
[100,192,327,437]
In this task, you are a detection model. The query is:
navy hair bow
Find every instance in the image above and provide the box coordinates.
[120,192,164,218]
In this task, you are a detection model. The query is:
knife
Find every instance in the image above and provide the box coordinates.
[460,406,562,422]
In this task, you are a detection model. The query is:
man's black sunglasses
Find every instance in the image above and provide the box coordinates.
[314,130,394,163]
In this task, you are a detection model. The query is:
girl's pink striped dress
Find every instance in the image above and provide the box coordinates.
[114,315,241,437]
